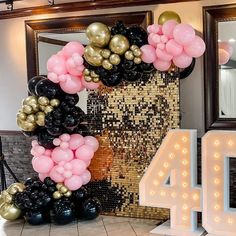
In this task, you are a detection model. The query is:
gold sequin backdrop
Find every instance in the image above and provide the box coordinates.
[87,72,179,219]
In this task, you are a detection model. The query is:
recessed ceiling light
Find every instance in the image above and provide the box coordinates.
[229,38,236,43]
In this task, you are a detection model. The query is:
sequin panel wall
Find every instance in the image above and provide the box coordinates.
[87,72,180,220]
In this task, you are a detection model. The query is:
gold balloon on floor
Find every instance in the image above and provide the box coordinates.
[158,11,181,25]
[0,203,21,221]
[86,22,111,48]
[109,35,130,55]
[84,45,103,66]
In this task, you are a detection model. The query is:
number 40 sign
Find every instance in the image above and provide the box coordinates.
[139,129,236,236]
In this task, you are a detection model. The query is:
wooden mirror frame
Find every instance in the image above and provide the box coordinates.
[25,11,152,81]
[203,4,236,130]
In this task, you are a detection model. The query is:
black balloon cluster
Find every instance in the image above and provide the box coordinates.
[24,76,90,149]
[13,177,102,225]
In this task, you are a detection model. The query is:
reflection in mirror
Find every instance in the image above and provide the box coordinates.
[218,21,236,118]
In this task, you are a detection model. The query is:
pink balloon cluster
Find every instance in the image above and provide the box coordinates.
[141,20,206,71]
[218,41,233,65]
[31,133,99,191]
[47,42,99,94]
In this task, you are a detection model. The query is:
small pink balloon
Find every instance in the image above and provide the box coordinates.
[156,43,165,50]
[84,136,99,152]
[173,52,193,68]
[184,36,206,58]
[64,170,72,178]
[149,24,162,34]
[49,166,65,183]
[173,23,196,46]
[56,166,64,174]
[64,175,83,191]
[70,159,86,175]
[48,72,59,83]
[32,156,54,174]
[44,150,52,156]
[75,144,94,161]
[219,41,233,56]
[219,48,230,65]
[60,75,84,94]
[34,145,45,155]
[153,59,171,71]
[69,134,85,150]
[53,138,61,146]
[47,54,67,75]
[156,48,173,61]
[60,142,69,149]
[162,20,178,39]
[64,162,72,170]
[39,173,49,182]
[62,42,84,58]
[81,170,91,185]
[32,140,38,147]
[51,147,74,163]
[66,58,84,76]
[166,39,183,57]
[60,134,71,142]
[140,45,157,63]
[160,35,168,43]
[152,34,161,44]
[84,160,91,167]
[148,33,157,47]
[81,77,100,90]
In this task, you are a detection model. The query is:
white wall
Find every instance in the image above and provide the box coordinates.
[0,0,235,135]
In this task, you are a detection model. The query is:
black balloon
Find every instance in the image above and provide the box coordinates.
[127,25,148,47]
[100,73,122,87]
[179,58,196,80]
[37,129,55,149]
[72,187,91,202]
[64,94,79,106]
[75,124,91,137]
[25,211,50,225]
[28,75,46,96]
[81,198,102,220]
[123,71,141,82]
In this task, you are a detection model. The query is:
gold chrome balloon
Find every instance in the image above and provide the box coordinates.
[101,49,111,59]
[64,191,72,198]
[17,119,36,131]
[85,76,92,82]
[158,11,181,25]
[7,183,25,195]
[56,183,64,189]
[50,99,60,107]
[35,112,45,126]
[134,57,142,64]
[86,22,111,47]
[130,45,139,51]
[133,48,142,57]
[60,186,68,194]
[26,114,36,124]
[31,104,39,113]
[23,96,37,106]
[84,45,103,67]
[22,105,33,114]
[53,191,62,199]
[90,71,99,78]
[109,54,121,65]
[44,105,54,114]
[2,191,12,204]
[17,112,27,121]
[83,68,90,76]
[0,203,21,220]
[125,50,134,60]
[102,59,113,70]
[93,77,100,83]
[38,96,50,106]
[109,35,130,55]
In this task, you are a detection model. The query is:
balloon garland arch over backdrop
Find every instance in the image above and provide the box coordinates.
[0,11,205,225]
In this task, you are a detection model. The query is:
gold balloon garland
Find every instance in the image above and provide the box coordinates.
[53,183,72,199]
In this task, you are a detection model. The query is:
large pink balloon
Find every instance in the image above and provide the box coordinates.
[47,54,67,75]
[156,48,173,61]
[162,20,178,39]
[75,144,94,161]
[173,23,196,46]
[81,170,91,185]
[81,77,100,90]
[62,42,84,58]
[153,59,171,71]
[69,134,85,150]
[49,166,65,183]
[32,156,54,174]
[84,136,99,152]
[60,75,84,94]
[219,41,233,56]
[51,147,74,163]
[184,36,206,58]
[166,39,183,57]
[70,159,87,175]
[173,52,193,68]
[140,45,157,63]
[64,175,82,191]
[219,48,230,65]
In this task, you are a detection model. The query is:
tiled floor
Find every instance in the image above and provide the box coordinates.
[0,215,166,236]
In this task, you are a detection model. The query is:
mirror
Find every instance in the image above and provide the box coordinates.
[204,4,236,130]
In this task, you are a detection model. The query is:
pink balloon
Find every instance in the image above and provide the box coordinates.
[84,136,99,152]
[60,134,70,142]
[156,48,173,61]
[140,45,157,63]
[69,134,84,150]
[32,156,54,174]
[219,41,233,56]
[184,36,206,58]
[80,170,91,185]
[162,20,178,39]
[147,24,162,34]
[148,33,157,47]
[62,42,84,58]
[70,159,86,175]
[49,166,65,183]
[60,75,84,94]
[156,43,165,50]
[44,150,52,156]
[47,54,67,75]
[51,147,74,163]
[219,48,230,65]
[153,59,171,71]
[75,144,94,161]
[48,72,60,83]
[64,175,82,191]
[166,39,183,57]
[173,23,196,46]
[66,58,85,76]
[38,173,49,182]
[84,160,91,167]
[81,77,100,90]
[173,52,193,68]
[34,145,45,155]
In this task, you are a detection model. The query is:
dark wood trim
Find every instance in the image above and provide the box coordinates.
[38,36,68,46]
[203,4,236,130]
[0,0,198,20]
[0,131,22,136]
[25,11,152,81]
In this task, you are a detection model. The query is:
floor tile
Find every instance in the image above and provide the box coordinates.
[102,215,130,224]
[21,222,50,236]
[0,219,24,236]
[130,221,159,236]
[104,221,136,236]
[78,224,107,236]
[50,221,78,236]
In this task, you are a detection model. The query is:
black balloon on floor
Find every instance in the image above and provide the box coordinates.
[25,211,50,225]
[81,198,102,220]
